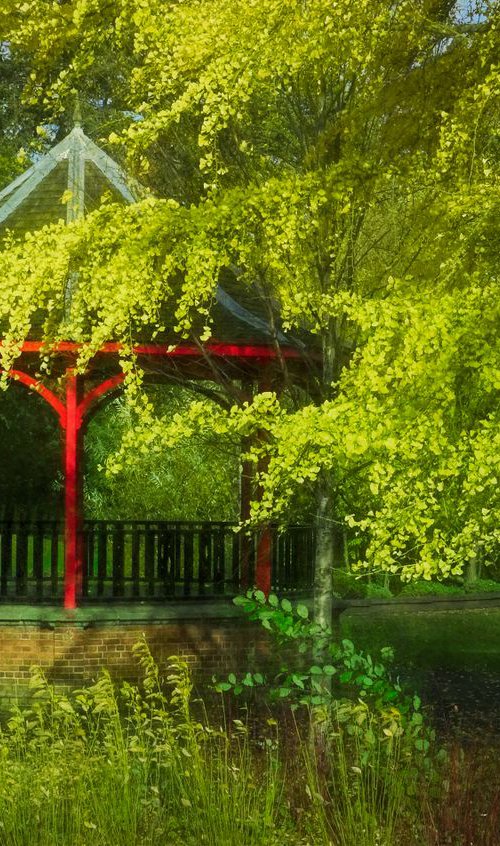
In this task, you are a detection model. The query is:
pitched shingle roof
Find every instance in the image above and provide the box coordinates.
[0,123,300,350]
[0,124,136,241]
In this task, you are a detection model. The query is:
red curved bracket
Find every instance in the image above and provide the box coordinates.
[1,369,67,427]
[77,373,126,426]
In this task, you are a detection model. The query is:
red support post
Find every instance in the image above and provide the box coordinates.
[255,525,272,596]
[1,367,126,609]
[64,371,83,610]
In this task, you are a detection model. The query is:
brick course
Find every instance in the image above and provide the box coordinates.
[0,608,274,705]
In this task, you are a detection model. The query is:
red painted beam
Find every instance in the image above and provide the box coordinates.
[12,340,303,360]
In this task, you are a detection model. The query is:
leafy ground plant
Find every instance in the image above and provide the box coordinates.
[0,639,285,846]
[217,591,423,715]
[215,591,441,844]
[0,632,496,845]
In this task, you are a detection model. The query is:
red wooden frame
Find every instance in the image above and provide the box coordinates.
[1,340,282,607]
[13,340,303,359]
[4,369,67,426]
[76,374,126,427]
[0,367,128,608]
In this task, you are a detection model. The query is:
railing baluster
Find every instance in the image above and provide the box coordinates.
[309,527,315,588]
[33,521,44,600]
[97,522,107,597]
[213,526,225,593]
[145,526,155,597]
[183,530,193,597]
[112,522,125,598]
[158,527,174,599]
[271,526,278,591]
[51,522,60,598]
[1,521,12,597]
[131,524,141,598]
[231,529,240,591]
[82,523,93,598]
[170,528,179,596]
[198,525,211,596]
[285,530,292,591]
[16,521,28,597]
[174,529,181,583]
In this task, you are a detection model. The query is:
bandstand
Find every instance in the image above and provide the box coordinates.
[0,119,315,613]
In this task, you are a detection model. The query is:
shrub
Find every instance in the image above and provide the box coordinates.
[463,578,500,594]
[399,581,463,598]
[365,583,393,600]
[332,569,392,599]
[332,568,367,598]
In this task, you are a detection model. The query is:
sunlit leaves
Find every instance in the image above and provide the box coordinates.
[1,0,499,582]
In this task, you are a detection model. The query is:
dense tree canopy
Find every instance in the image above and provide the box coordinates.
[0,0,498,594]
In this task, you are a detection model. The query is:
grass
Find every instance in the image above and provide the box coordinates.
[0,638,498,845]
[341,607,500,672]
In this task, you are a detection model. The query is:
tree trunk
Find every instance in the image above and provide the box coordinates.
[465,554,478,585]
[314,471,344,628]
[313,319,343,632]
[314,496,333,630]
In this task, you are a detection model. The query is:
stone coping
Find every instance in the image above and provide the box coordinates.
[0,599,246,627]
[0,595,315,627]
[334,592,500,614]
[0,592,498,626]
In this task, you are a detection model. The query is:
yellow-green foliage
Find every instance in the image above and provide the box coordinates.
[1,1,499,580]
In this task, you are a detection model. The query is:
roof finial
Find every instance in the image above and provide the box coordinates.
[72,94,82,128]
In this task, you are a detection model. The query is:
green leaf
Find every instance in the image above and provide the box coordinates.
[296,604,309,619]
[322,665,337,676]
[281,598,292,613]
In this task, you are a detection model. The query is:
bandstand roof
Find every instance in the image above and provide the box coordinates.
[0,123,136,235]
[0,120,298,352]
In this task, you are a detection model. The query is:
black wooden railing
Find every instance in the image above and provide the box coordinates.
[0,520,315,603]
[0,519,62,602]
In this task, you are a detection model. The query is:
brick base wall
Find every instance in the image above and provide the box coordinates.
[0,603,277,707]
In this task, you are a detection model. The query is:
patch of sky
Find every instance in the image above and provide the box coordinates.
[123,111,144,122]
[89,99,143,122]
[454,0,488,23]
